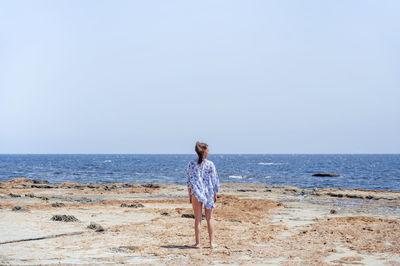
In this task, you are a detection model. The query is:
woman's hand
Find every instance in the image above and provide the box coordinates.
[188,189,192,204]
[214,194,217,203]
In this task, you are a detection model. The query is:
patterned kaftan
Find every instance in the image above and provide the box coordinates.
[186,159,220,209]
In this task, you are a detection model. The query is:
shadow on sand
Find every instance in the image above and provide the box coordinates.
[161,245,198,249]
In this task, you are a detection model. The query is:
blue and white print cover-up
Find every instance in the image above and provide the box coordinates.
[186,159,220,210]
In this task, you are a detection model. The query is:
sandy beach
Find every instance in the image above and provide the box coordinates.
[0,178,399,265]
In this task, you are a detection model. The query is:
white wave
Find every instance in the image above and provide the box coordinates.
[228,175,246,179]
[262,176,272,179]
[104,160,112,163]
[258,162,282,166]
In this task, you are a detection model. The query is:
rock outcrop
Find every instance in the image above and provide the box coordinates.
[313,173,340,177]
[51,215,79,222]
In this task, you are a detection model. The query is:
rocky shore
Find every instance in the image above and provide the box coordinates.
[0,178,399,265]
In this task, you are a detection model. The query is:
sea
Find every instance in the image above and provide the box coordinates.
[0,154,399,191]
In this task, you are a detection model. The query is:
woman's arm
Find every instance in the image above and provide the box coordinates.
[186,162,193,203]
[210,162,219,203]
[211,162,220,194]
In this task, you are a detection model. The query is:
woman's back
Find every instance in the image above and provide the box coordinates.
[187,159,214,179]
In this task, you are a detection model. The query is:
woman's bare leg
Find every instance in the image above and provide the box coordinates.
[191,195,203,247]
[205,208,215,247]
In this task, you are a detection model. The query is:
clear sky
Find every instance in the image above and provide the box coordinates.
[0,1,399,154]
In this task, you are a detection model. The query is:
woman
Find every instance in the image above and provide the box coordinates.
[186,141,220,249]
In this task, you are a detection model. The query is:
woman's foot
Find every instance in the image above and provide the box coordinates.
[210,243,218,249]
[191,243,200,249]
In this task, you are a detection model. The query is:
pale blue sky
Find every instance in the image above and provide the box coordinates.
[0,1,399,154]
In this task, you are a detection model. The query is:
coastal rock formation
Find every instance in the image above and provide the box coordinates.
[38,196,49,200]
[313,188,400,201]
[142,183,161,189]
[30,184,54,189]
[109,246,139,253]
[3,178,50,185]
[87,222,105,232]
[313,173,340,177]
[32,179,49,184]
[181,213,206,219]
[51,202,65,207]
[59,182,83,189]
[120,203,144,208]
[51,215,79,222]
[11,206,29,212]
[10,177,32,183]
[181,213,195,218]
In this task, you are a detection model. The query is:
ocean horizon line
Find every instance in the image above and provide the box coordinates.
[1,153,399,155]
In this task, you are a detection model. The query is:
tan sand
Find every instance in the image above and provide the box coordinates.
[0,178,399,265]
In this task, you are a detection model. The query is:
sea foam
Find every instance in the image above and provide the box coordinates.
[258,162,282,166]
[228,175,248,179]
